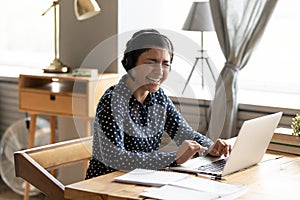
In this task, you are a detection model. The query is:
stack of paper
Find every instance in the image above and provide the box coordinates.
[114,168,189,187]
[140,177,248,200]
[114,169,248,199]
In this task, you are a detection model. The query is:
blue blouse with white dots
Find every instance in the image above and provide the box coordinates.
[85,75,214,179]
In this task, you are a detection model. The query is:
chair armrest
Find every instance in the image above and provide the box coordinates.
[14,136,92,200]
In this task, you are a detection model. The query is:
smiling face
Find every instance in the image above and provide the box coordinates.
[127,48,171,102]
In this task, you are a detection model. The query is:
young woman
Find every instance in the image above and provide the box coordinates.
[85,29,231,179]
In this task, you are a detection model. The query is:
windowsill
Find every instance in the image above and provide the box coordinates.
[166,86,300,111]
[0,65,43,79]
[238,89,300,110]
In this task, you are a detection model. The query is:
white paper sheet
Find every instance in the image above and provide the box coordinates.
[140,176,248,200]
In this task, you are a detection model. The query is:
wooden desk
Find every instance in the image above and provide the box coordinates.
[64,151,300,200]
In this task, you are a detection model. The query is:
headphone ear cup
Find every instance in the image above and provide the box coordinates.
[121,53,134,72]
[126,54,134,70]
[121,57,128,69]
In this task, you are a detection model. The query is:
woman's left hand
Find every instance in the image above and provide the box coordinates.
[208,139,232,157]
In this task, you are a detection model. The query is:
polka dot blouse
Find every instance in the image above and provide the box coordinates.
[85,75,214,179]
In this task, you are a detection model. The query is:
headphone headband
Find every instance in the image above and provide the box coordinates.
[125,30,173,54]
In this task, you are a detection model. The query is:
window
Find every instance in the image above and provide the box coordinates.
[119,0,300,109]
[238,0,300,108]
[240,0,300,93]
[0,1,53,70]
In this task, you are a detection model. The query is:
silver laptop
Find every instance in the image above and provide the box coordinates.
[170,112,283,178]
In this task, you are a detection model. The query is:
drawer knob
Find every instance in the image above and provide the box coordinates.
[50,94,56,101]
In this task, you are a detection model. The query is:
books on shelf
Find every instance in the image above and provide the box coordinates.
[72,68,98,77]
[268,143,300,155]
[272,128,300,146]
[268,127,300,155]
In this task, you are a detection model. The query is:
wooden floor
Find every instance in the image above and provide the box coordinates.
[0,178,45,200]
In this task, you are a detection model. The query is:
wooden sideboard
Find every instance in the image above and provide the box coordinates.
[19,73,119,143]
[19,73,119,118]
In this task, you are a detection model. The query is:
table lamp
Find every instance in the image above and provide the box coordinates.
[182,1,215,93]
[42,0,101,73]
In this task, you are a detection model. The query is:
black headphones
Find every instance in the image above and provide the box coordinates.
[121,30,174,72]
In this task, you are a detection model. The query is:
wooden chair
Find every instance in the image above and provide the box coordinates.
[14,136,92,200]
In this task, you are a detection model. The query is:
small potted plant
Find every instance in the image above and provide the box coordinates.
[291,113,300,137]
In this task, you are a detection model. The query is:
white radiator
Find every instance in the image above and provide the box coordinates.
[170,96,298,135]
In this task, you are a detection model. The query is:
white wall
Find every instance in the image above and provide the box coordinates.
[60,0,118,73]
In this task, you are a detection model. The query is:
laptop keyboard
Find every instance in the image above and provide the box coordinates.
[197,158,228,173]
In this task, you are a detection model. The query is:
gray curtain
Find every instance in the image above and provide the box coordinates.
[207,0,278,140]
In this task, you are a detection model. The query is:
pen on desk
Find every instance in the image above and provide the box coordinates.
[196,173,225,180]
[260,155,283,163]
[213,176,224,181]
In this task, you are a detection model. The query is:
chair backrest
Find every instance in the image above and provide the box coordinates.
[14,136,92,200]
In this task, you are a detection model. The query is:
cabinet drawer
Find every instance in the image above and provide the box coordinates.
[20,91,87,116]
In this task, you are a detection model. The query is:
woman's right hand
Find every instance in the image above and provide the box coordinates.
[175,140,207,164]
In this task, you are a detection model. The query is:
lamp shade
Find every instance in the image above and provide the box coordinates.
[182,1,215,31]
[74,0,101,21]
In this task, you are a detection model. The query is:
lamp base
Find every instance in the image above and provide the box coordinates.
[43,58,70,73]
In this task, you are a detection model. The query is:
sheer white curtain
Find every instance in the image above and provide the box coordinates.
[207,0,278,140]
